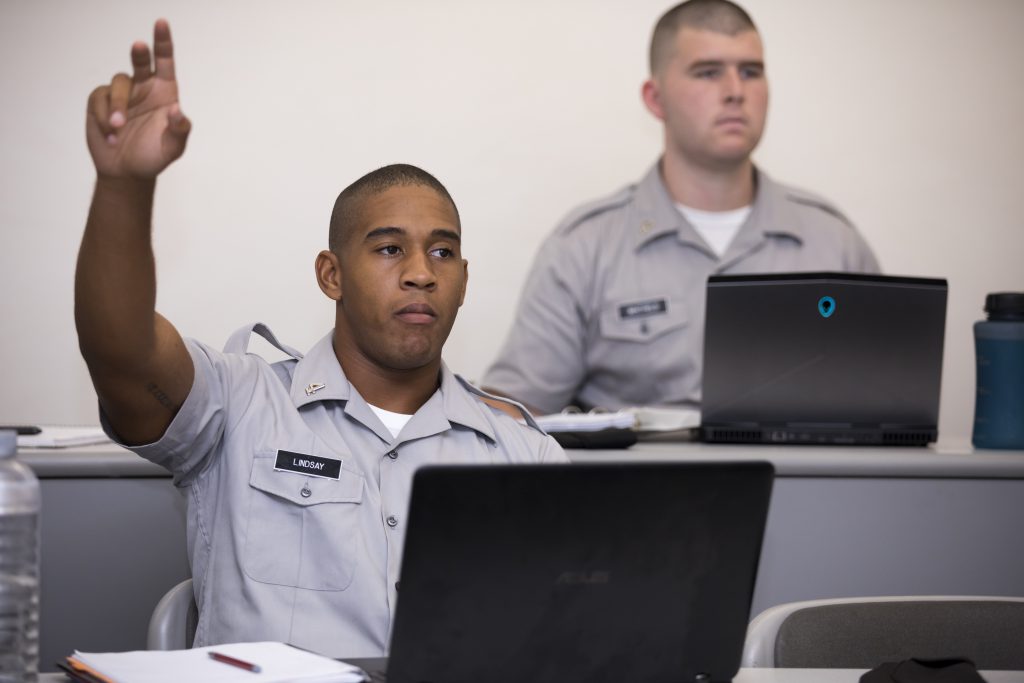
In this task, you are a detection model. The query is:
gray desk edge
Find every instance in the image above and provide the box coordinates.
[568,441,1024,479]
[20,441,1024,479]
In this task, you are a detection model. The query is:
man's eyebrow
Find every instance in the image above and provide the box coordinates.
[432,228,462,243]
[687,59,763,70]
[363,226,461,243]
[364,226,405,241]
[688,59,725,70]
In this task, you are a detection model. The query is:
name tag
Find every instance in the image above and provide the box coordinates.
[274,450,342,480]
[619,298,667,320]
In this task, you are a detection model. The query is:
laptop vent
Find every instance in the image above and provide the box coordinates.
[881,431,936,446]
[705,429,763,443]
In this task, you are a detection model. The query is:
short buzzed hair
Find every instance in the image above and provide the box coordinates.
[328,163,460,253]
[649,0,758,75]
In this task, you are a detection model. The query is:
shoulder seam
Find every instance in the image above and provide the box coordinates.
[784,191,855,229]
[555,185,636,236]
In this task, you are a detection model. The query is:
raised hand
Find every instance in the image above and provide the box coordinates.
[85,19,192,180]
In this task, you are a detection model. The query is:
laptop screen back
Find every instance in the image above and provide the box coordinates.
[384,462,774,683]
[701,272,947,445]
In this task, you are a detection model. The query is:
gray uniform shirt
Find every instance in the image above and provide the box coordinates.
[101,323,566,657]
[483,163,880,414]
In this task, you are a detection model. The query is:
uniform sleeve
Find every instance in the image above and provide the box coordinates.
[99,338,235,486]
[846,228,882,274]
[482,231,592,415]
[539,434,571,463]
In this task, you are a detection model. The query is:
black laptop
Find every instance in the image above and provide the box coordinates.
[701,272,948,446]
[350,461,774,683]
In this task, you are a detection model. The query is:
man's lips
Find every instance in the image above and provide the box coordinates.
[716,115,748,128]
[395,303,437,324]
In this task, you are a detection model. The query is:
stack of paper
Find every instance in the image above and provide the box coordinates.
[63,642,366,683]
[532,406,701,434]
[625,406,701,432]
[533,411,637,432]
[17,425,111,448]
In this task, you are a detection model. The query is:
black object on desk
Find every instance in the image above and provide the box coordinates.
[550,427,638,449]
[702,272,947,446]
[0,425,42,435]
[861,657,986,683]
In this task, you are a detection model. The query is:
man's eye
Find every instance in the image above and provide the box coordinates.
[740,66,763,79]
[378,245,401,256]
[430,247,454,258]
[695,68,720,79]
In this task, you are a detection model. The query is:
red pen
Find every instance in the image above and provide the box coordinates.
[208,650,262,673]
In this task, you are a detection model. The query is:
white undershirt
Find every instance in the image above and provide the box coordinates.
[675,203,752,257]
[369,404,413,439]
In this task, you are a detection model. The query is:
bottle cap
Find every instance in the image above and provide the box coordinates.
[0,430,16,457]
[985,292,1024,321]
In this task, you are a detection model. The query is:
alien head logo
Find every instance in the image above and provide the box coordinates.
[818,296,836,318]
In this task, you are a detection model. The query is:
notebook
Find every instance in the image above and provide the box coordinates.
[700,272,948,446]
[350,461,774,683]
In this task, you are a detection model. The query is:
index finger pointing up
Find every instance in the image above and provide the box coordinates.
[152,18,176,81]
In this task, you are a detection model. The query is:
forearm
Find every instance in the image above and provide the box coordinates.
[76,19,195,444]
[75,176,160,372]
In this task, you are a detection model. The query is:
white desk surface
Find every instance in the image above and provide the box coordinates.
[21,439,1024,479]
[38,669,1024,682]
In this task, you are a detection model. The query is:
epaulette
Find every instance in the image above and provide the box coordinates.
[554,184,636,237]
[457,376,546,434]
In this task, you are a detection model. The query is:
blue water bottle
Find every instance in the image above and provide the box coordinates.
[972,292,1024,449]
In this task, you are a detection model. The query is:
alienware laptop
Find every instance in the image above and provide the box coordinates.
[349,461,774,683]
[701,272,947,446]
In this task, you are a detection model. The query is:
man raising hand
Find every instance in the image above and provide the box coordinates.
[76,20,565,657]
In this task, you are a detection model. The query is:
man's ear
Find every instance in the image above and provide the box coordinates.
[641,78,665,121]
[315,250,343,301]
[459,259,469,307]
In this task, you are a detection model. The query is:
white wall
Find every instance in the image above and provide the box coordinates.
[2,0,1022,443]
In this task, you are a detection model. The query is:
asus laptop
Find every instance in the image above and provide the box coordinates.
[349,461,774,683]
[701,272,947,446]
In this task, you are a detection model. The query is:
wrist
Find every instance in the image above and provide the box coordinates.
[93,176,157,211]
[94,175,157,196]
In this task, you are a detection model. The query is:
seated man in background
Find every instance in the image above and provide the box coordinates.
[483,0,879,415]
[75,19,565,657]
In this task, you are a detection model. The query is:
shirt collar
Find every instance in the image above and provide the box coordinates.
[289,331,497,443]
[400,364,498,444]
[631,161,806,251]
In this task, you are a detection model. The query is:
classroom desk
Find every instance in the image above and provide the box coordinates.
[36,669,1024,682]
[23,440,1024,673]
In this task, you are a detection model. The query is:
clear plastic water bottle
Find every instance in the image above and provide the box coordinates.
[0,429,40,682]
[972,292,1024,450]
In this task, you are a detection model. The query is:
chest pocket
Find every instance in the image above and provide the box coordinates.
[243,450,364,591]
[599,296,687,343]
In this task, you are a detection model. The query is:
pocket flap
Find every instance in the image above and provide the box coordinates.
[250,451,363,506]
[599,296,687,343]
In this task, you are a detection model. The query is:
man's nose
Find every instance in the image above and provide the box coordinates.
[723,68,745,104]
[402,252,437,290]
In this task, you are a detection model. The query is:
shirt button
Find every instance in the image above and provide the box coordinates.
[387,449,398,460]
[386,515,399,528]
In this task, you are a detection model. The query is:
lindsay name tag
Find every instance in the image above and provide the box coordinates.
[274,450,342,480]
